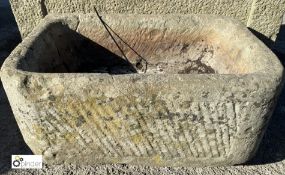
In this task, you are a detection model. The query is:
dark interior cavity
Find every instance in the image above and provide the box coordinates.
[18,20,244,74]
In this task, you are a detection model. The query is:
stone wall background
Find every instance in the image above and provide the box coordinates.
[0,0,285,174]
[9,0,285,45]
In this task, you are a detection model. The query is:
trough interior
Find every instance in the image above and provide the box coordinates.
[18,20,253,74]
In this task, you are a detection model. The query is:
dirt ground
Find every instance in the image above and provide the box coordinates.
[0,0,285,174]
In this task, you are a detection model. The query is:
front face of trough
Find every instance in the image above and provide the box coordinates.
[1,14,284,166]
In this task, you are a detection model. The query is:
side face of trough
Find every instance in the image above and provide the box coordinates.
[1,14,284,166]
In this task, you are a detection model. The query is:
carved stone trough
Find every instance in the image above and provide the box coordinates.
[1,14,283,166]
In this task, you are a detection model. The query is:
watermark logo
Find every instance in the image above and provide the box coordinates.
[11,155,42,169]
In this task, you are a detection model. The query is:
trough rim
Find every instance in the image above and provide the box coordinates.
[1,13,283,83]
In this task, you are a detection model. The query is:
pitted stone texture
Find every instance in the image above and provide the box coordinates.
[247,0,285,41]
[1,14,283,166]
[9,0,45,38]
[9,0,285,42]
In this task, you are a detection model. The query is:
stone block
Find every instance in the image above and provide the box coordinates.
[1,14,283,166]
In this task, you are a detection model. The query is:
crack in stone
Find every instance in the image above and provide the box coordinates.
[40,0,48,17]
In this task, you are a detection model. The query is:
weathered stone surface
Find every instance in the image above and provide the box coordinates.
[1,14,283,166]
[247,0,285,41]
[9,0,285,43]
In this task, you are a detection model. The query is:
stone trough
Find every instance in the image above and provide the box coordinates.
[1,14,284,166]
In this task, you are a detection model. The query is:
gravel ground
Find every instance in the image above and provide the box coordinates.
[0,0,285,174]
